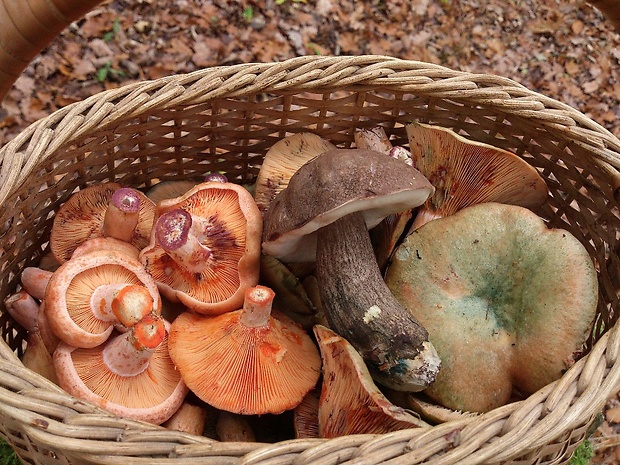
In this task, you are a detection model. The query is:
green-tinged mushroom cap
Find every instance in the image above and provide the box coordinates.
[385,202,598,413]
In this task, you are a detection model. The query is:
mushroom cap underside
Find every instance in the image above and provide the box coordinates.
[53,336,187,425]
[51,183,155,263]
[45,249,162,349]
[168,310,321,415]
[262,148,434,262]
[314,325,428,438]
[385,202,598,413]
[405,122,548,219]
[139,182,262,314]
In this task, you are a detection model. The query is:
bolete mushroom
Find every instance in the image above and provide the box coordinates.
[384,202,599,412]
[314,325,429,438]
[405,122,548,229]
[53,313,188,425]
[45,247,162,348]
[139,179,262,315]
[168,285,321,415]
[50,184,155,263]
[253,132,336,216]
[262,148,440,392]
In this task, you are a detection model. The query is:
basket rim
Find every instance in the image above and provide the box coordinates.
[1,54,620,464]
[2,54,620,205]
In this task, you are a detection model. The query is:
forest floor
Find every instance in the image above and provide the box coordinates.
[1,0,620,462]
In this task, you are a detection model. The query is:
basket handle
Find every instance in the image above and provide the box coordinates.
[588,0,620,32]
[0,0,105,101]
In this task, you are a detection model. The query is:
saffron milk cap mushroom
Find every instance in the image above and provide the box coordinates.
[314,325,429,438]
[53,314,188,425]
[385,202,599,412]
[139,179,262,315]
[405,122,548,229]
[45,248,162,348]
[168,285,321,415]
[262,148,441,392]
[50,184,155,263]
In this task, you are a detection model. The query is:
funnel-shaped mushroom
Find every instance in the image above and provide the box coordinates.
[50,184,155,263]
[139,180,262,315]
[262,148,440,392]
[45,247,162,348]
[314,325,428,438]
[385,202,598,412]
[405,122,548,229]
[168,285,321,415]
[53,314,188,425]
[253,132,336,216]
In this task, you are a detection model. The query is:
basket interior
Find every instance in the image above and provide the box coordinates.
[1,74,620,461]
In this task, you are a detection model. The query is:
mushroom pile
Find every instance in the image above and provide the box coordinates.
[3,125,599,440]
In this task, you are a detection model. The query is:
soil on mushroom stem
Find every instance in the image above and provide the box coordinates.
[1,0,619,460]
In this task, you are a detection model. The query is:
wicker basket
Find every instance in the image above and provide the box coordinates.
[2,55,620,465]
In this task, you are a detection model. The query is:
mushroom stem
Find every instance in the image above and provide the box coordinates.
[103,315,165,376]
[240,285,276,328]
[4,291,40,332]
[155,209,213,273]
[21,267,52,300]
[103,187,142,243]
[316,211,440,392]
[91,283,153,325]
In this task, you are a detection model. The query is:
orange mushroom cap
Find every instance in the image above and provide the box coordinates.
[314,325,428,438]
[168,285,321,415]
[53,316,188,425]
[139,180,262,315]
[45,247,162,348]
[50,183,155,263]
[405,122,548,229]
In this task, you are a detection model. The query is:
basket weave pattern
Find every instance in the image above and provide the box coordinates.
[1,55,620,465]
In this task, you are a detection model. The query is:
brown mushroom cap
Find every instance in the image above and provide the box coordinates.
[45,248,162,348]
[262,148,435,263]
[139,181,262,315]
[314,325,429,438]
[168,286,321,415]
[253,132,336,216]
[50,183,155,263]
[405,122,548,228]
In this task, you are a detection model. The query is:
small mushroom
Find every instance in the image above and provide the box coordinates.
[168,285,321,415]
[262,148,440,392]
[50,184,155,263]
[53,314,188,425]
[5,293,59,383]
[163,396,208,436]
[314,325,429,438]
[45,247,162,348]
[139,179,262,315]
[385,202,599,412]
[405,122,548,229]
[253,132,336,216]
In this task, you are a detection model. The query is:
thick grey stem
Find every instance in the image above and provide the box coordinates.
[316,211,440,391]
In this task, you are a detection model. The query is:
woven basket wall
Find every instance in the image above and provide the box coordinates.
[1,55,620,465]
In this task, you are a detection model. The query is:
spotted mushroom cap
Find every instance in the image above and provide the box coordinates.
[139,181,262,315]
[385,202,598,412]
